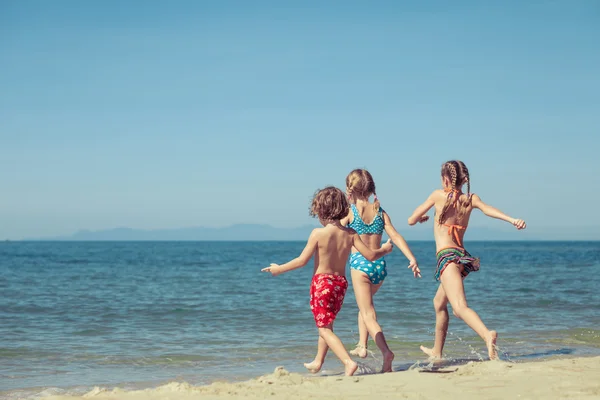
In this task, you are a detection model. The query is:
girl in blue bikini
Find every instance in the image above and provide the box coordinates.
[343,169,421,371]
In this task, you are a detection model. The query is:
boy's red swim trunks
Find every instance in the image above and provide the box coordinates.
[309,273,348,328]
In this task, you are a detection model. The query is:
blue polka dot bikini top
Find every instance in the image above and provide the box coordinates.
[347,204,385,235]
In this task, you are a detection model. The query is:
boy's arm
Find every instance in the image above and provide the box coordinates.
[262,229,319,276]
[383,212,421,278]
[471,195,526,229]
[408,192,436,225]
[352,234,393,261]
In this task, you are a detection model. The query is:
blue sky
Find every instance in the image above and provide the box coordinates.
[1,1,598,239]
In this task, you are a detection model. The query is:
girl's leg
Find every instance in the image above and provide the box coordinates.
[420,284,449,359]
[318,323,358,376]
[351,269,394,372]
[350,281,383,358]
[440,263,498,360]
[304,336,328,373]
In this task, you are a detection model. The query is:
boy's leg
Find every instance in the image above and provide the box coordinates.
[318,323,358,376]
[352,270,394,372]
[420,284,449,359]
[440,263,498,360]
[304,336,328,373]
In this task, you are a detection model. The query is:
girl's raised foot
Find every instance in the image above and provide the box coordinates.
[420,345,442,359]
[303,360,323,373]
[349,344,367,358]
[344,360,359,376]
[486,331,498,360]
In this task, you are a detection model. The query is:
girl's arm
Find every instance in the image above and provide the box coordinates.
[408,191,437,225]
[339,208,353,227]
[471,195,526,229]
[383,212,421,278]
[262,229,319,276]
[352,234,393,261]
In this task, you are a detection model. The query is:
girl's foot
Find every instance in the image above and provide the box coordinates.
[420,345,442,359]
[349,344,367,358]
[303,360,323,373]
[382,350,395,373]
[344,360,359,376]
[486,331,498,360]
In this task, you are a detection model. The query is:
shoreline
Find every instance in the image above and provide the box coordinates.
[26,355,600,400]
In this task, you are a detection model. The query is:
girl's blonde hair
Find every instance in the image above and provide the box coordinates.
[345,169,380,212]
[438,160,472,224]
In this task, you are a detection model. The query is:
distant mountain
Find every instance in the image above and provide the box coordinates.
[24,223,600,241]
[30,224,319,241]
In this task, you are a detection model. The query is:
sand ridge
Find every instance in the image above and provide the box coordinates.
[42,356,600,400]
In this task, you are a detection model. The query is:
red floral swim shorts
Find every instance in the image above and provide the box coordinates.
[309,273,348,328]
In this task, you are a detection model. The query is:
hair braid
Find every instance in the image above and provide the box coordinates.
[456,161,472,219]
[449,162,458,190]
[439,160,461,224]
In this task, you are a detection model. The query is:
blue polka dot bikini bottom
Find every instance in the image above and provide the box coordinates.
[349,252,387,285]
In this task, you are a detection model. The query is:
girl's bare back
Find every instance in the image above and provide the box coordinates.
[432,190,474,251]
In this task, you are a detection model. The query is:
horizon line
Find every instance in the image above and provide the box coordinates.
[8,239,600,243]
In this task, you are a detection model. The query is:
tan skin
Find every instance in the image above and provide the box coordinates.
[262,219,393,376]
[332,193,421,371]
[408,175,526,360]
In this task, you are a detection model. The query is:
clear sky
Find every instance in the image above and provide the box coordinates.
[1,1,598,239]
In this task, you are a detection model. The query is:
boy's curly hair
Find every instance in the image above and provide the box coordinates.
[309,186,349,221]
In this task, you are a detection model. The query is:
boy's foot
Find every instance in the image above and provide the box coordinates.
[344,360,359,376]
[420,345,442,359]
[486,331,498,360]
[303,360,323,373]
[382,350,394,373]
[349,344,367,358]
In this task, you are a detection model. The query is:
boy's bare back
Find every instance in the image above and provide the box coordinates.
[311,223,361,276]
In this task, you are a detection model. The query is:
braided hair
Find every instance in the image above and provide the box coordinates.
[438,160,472,223]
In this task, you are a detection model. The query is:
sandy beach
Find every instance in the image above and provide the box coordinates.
[41,356,600,400]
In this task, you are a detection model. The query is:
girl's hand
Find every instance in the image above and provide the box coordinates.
[418,215,429,224]
[261,264,282,276]
[512,219,527,230]
[408,259,422,278]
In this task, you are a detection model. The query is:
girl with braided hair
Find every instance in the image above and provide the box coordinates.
[408,160,526,360]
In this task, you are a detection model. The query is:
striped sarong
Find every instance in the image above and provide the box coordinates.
[435,247,480,282]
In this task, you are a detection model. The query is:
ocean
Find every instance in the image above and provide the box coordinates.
[1,241,599,399]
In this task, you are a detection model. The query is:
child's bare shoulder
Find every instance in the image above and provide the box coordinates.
[309,227,325,237]
[430,189,447,201]
[341,225,357,235]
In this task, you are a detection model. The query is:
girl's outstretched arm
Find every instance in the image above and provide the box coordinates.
[471,195,526,229]
[408,192,437,226]
[262,229,319,276]
[352,234,393,261]
[383,212,421,278]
